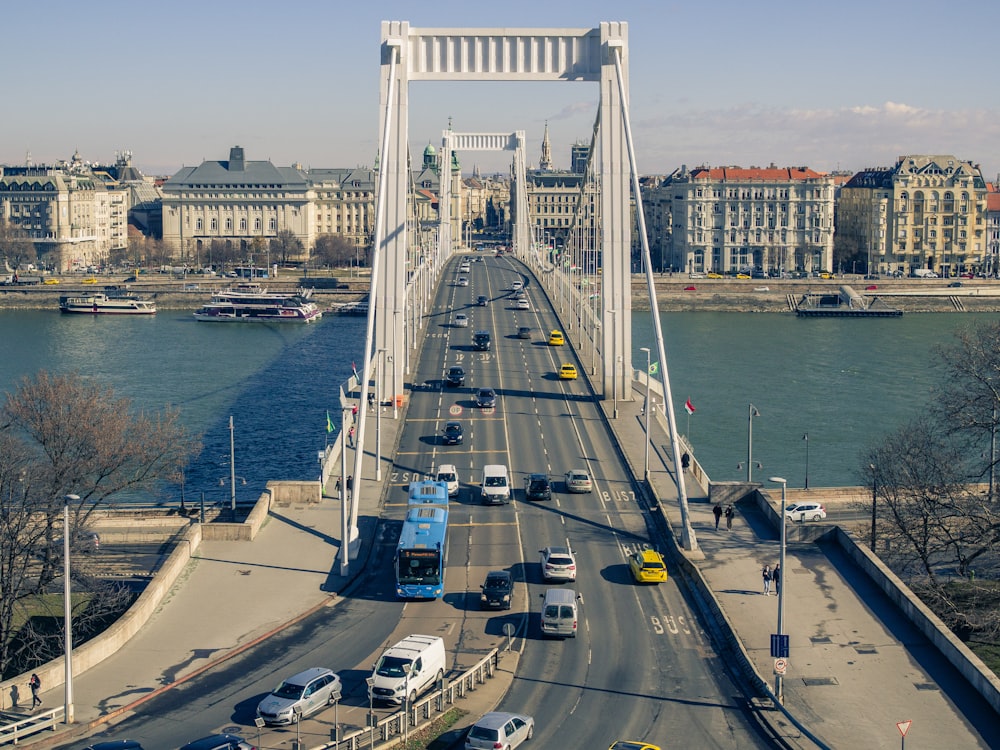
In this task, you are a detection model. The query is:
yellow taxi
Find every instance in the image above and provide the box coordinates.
[628,548,667,584]
[43,278,60,284]
[736,273,751,279]
[610,742,661,750]
[548,330,565,346]
[82,277,99,284]
[559,364,578,380]
[706,272,723,279]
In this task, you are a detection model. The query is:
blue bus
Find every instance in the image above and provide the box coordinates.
[395,481,450,599]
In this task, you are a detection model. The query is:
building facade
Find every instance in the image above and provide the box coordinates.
[838,155,988,277]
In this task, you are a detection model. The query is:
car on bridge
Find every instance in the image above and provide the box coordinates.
[609,743,662,750]
[564,468,592,493]
[442,421,464,445]
[479,570,514,610]
[445,366,465,386]
[628,549,667,584]
[559,364,578,380]
[476,388,496,408]
[256,667,342,726]
[465,711,534,750]
[548,330,565,346]
[540,546,577,582]
[454,313,469,327]
[524,473,551,501]
[784,501,826,522]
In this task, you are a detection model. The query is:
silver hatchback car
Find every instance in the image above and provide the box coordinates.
[465,711,534,750]
[257,667,342,725]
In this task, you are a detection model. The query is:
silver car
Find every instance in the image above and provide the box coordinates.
[257,667,342,725]
[465,711,534,750]
[564,469,593,493]
[540,545,577,582]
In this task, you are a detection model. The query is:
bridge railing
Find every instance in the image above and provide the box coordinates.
[0,706,64,746]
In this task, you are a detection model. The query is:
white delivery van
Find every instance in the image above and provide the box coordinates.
[368,634,446,705]
[540,588,579,638]
[481,464,511,505]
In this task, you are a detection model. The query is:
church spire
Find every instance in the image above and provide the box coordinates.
[539,121,553,171]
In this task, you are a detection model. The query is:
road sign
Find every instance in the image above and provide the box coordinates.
[770,633,789,658]
[773,658,788,675]
[897,720,912,737]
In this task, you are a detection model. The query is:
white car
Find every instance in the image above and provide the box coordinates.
[540,546,577,582]
[564,469,593,493]
[457,277,469,287]
[454,313,469,327]
[465,712,534,750]
[437,464,459,497]
[257,668,342,725]
[510,280,523,291]
[785,502,826,522]
[516,298,530,310]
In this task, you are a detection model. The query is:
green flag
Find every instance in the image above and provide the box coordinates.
[648,361,659,375]
[326,411,334,433]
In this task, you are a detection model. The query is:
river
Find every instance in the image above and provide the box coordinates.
[0,308,995,497]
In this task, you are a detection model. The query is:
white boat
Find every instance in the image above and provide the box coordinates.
[59,286,156,315]
[193,285,322,323]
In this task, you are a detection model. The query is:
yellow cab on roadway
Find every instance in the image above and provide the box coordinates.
[548,330,565,346]
[559,364,578,380]
[610,742,661,750]
[43,278,60,284]
[706,272,723,279]
[628,548,667,584]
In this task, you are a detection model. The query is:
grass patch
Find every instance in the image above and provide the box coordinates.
[394,707,468,750]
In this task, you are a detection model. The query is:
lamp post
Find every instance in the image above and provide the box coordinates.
[747,404,761,482]
[802,433,809,490]
[340,406,352,577]
[610,309,618,419]
[63,493,80,724]
[640,347,651,479]
[869,463,878,551]
[228,415,236,520]
[768,476,788,705]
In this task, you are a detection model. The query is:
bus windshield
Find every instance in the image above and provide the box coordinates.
[398,550,441,584]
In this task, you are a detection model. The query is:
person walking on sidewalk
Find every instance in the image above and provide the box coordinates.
[348,425,355,447]
[346,475,354,500]
[762,564,773,595]
[713,503,723,530]
[772,563,781,595]
[725,504,735,530]
[29,673,41,708]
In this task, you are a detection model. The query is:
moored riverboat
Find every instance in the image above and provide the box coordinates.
[59,286,157,315]
[193,285,322,323]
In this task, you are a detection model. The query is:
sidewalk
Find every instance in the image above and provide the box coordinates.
[605,386,998,750]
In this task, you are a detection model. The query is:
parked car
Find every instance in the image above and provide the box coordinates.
[480,570,514,610]
[784,502,826,522]
[442,421,464,445]
[257,667,342,725]
[540,546,577,582]
[465,712,534,750]
[564,468,593,493]
[559,364,578,380]
[445,366,465,387]
[179,735,254,750]
[476,387,496,408]
[628,549,667,584]
[524,473,552,501]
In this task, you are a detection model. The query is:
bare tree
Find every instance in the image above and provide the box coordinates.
[312,233,356,269]
[270,230,305,265]
[0,220,37,270]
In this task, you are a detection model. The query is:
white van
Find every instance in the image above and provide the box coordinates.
[540,588,579,638]
[368,634,446,705]
[481,464,511,505]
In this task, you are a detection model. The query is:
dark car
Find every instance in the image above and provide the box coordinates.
[524,473,552,501]
[517,326,532,340]
[476,388,496,408]
[84,742,146,750]
[445,366,465,387]
[179,735,254,750]
[442,421,464,445]
[480,570,514,610]
[477,295,489,306]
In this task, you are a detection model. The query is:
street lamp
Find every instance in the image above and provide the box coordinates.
[640,347,651,479]
[802,433,809,490]
[63,493,80,724]
[340,406,352,577]
[768,476,788,706]
[609,309,618,419]
[228,415,237,519]
[869,463,878,551]
[747,404,761,482]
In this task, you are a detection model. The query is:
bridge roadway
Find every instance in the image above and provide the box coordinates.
[19,254,996,750]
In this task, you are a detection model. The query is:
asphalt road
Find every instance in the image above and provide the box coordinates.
[71,254,772,750]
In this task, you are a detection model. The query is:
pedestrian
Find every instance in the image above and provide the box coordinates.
[713,503,723,530]
[346,475,354,499]
[334,476,341,493]
[29,673,41,708]
[681,452,690,470]
[772,563,781,595]
[368,392,375,412]
[762,564,772,595]
[725,504,735,530]
[351,403,359,422]
[348,425,355,447]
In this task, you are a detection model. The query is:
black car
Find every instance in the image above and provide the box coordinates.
[442,421,464,445]
[517,326,532,340]
[480,570,514,610]
[524,473,552,501]
[477,295,489,306]
[476,387,496,408]
[445,366,465,387]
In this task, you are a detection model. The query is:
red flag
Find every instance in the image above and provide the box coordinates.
[684,398,696,415]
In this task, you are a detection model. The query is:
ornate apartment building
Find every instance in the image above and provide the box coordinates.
[648,165,836,275]
[838,155,988,277]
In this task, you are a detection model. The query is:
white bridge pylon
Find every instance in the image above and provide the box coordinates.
[343,22,696,556]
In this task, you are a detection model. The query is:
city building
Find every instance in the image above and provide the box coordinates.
[838,155,988,277]
[649,164,836,276]
[986,186,1000,278]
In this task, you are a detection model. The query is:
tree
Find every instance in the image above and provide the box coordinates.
[0,371,199,675]
[270,230,305,265]
[312,233,356,269]
[0,220,37,271]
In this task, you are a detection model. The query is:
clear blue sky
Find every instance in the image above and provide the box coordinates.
[5,0,998,180]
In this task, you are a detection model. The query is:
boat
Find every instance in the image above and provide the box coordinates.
[59,286,157,315]
[795,285,902,318]
[193,285,323,323]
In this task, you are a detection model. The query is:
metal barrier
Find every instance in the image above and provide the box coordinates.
[0,707,64,746]
[327,648,499,750]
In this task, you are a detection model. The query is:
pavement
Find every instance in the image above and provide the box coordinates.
[10,371,1000,750]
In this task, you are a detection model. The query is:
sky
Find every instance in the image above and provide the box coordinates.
[5,0,999,181]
